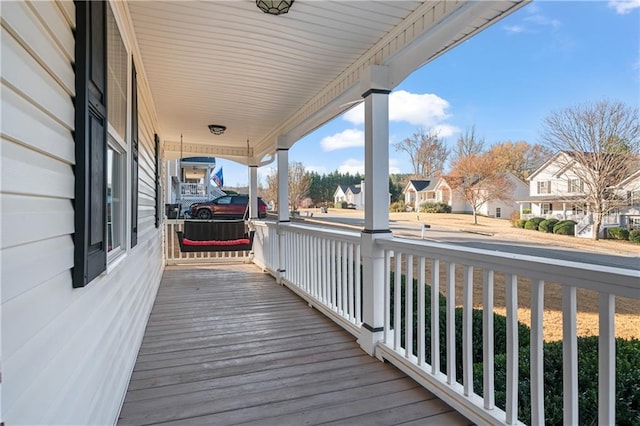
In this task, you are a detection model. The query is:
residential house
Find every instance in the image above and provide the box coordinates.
[519,151,640,237]
[406,174,527,219]
[333,182,365,209]
[403,179,437,210]
[5,2,627,426]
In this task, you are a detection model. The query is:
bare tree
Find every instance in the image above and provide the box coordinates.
[452,125,485,164]
[541,100,640,239]
[260,162,312,212]
[446,152,514,225]
[259,169,278,211]
[488,141,554,181]
[288,162,311,212]
[394,128,449,177]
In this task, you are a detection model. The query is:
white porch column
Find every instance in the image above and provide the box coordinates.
[277,146,289,283]
[358,66,392,357]
[248,165,258,219]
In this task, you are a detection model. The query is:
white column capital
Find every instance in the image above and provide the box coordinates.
[360,65,391,96]
[277,136,290,150]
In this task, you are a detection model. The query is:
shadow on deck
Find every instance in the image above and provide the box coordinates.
[118,263,470,426]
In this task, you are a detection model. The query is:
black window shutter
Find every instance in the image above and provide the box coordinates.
[73,0,107,287]
[155,134,162,228]
[131,61,139,247]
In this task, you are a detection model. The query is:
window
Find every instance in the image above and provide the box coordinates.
[74,2,137,287]
[495,207,501,218]
[107,6,127,140]
[537,180,551,194]
[629,191,640,206]
[217,196,232,205]
[572,204,586,215]
[542,203,553,215]
[568,178,583,193]
[107,143,125,256]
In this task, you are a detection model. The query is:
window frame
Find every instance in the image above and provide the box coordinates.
[107,138,126,261]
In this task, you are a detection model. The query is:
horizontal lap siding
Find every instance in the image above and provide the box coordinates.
[1,2,163,425]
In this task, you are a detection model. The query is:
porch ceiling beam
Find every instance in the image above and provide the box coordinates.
[163,140,253,163]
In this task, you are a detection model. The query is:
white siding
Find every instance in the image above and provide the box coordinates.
[1,2,163,425]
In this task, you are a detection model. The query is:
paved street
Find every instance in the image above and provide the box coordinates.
[296,213,640,271]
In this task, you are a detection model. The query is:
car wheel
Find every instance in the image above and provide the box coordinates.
[197,209,212,219]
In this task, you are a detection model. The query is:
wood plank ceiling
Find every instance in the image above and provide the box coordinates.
[126,1,527,164]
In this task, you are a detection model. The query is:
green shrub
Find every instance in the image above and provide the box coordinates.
[630,229,640,244]
[516,219,528,228]
[538,218,559,233]
[524,217,545,230]
[608,227,630,240]
[474,337,640,425]
[522,208,532,214]
[337,201,348,209]
[419,202,452,213]
[389,272,530,382]
[553,220,577,236]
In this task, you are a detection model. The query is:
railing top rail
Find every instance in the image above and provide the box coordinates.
[275,221,362,243]
[378,237,640,298]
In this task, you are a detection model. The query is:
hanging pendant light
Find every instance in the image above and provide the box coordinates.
[256,0,294,15]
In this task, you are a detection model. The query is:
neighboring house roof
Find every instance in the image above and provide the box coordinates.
[404,179,437,193]
[347,185,362,195]
[334,183,362,197]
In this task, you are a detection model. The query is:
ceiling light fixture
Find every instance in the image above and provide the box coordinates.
[208,124,226,135]
[256,0,294,15]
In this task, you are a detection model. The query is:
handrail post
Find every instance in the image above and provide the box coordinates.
[358,231,391,357]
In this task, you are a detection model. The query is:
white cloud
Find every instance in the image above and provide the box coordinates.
[338,158,365,175]
[608,0,640,14]
[504,25,525,34]
[320,128,364,151]
[343,90,453,128]
[432,124,460,138]
[524,14,561,29]
[337,158,401,175]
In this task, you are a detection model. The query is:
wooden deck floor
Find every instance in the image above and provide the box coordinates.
[118,263,471,426]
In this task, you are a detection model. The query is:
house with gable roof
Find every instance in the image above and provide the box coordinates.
[405,175,527,219]
[333,181,365,209]
[518,151,640,237]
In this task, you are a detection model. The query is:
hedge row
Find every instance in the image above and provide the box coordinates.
[419,202,452,213]
[390,272,640,425]
[514,217,577,236]
[607,227,640,244]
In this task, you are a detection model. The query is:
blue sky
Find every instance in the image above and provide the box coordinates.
[217,0,640,187]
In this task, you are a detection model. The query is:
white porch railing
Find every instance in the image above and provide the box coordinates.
[247,221,639,426]
[179,182,206,196]
[164,219,252,265]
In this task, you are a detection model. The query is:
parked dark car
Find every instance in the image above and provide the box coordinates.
[189,195,267,219]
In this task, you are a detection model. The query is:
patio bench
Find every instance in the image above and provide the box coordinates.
[177,220,254,252]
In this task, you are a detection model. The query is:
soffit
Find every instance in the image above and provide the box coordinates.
[127,1,527,164]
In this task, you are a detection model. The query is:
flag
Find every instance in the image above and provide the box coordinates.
[212,167,223,188]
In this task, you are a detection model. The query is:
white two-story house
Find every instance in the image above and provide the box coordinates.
[520,151,640,237]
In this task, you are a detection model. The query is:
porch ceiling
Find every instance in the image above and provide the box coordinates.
[127,1,528,165]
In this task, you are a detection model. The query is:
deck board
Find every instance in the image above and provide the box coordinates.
[118,263,470,426]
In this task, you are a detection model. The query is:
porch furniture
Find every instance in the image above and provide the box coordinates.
[176,220,254,252]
